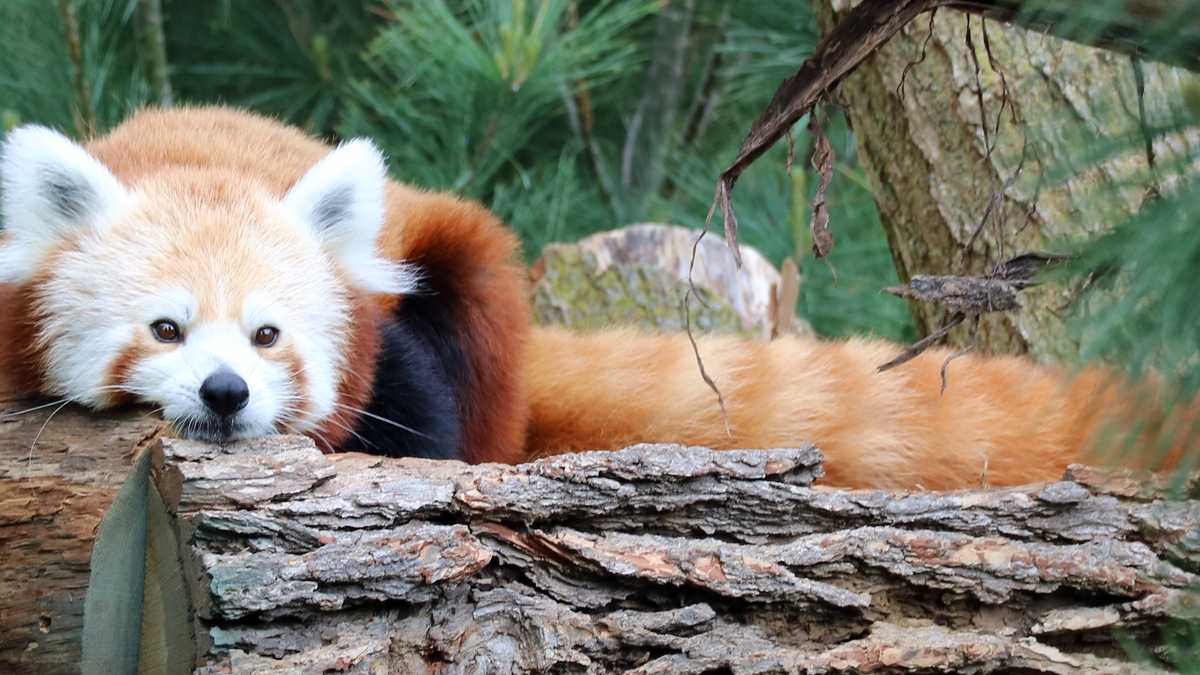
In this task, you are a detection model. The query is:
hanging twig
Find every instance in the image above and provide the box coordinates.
[964,15,993,157]
[961,135,1031,263]
[807,110,836,258]
[897,8,939,100]
[876,312,967,372]
[682,227,731,438]
[980,18,1017,142]
[712,0,939,267]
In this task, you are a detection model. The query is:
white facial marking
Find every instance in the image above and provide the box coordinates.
[240,290,339,432]
[0,125,130,284]
[30,182,357,442]
[8,132,407,445]
[145,287,198,326]
[282,139,420,295]
[125,321,288,439]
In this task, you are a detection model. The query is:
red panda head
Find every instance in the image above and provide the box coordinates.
[0,125,416,442]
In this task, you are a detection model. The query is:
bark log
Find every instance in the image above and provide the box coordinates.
[0,390,165,674]
[148,435,1198,673]
[814,0,1200,360]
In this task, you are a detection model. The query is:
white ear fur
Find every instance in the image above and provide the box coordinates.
[283,139,418,295]
[0,125,130,284]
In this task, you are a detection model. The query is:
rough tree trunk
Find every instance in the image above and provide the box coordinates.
[815,0,1200,361]
[143,435,1197,673]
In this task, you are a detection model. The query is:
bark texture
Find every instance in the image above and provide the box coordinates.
[154,435,1199,673]
[815,0,1200,361]
[0,392,164,674]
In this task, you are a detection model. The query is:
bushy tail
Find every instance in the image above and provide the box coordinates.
[522,326,1193,489]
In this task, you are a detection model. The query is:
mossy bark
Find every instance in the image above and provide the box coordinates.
[815,0,1200,362]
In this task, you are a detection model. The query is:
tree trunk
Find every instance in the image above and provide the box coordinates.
[148,435,1195,673]
[814,0,1200,361]
[0,389,164,674]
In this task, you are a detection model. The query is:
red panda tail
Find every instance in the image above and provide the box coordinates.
[520,326,1191,489]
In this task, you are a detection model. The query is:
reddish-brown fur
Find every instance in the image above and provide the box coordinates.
[312,296,383,452]
[0,281,46,394]
[0,106,1192,488]
[522,328,1192,489]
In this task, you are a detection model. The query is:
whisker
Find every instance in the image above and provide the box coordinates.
[334,403,433,440]
[282,420,335,453]
[321,415,377,450]
[25,401,72,477]
[1,398,70,420]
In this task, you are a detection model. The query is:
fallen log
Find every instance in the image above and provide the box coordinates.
[137,435,1195,673]
[0,391,164,674]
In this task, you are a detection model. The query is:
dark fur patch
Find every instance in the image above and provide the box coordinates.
[337,191,530,464]
[42,168,96,221]
[312,184,352,231]
[351,298,468,460]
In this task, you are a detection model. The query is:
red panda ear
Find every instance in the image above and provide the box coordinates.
[283,139,419,295]
[0,125,129,284]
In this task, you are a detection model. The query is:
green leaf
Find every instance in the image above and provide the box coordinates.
[81,449,192,674]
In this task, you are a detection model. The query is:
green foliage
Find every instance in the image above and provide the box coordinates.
[165,0,379,136]
[0,0,916,341]
[2,0,1196,358]
[0,0,151,136]
[342,0,649,195]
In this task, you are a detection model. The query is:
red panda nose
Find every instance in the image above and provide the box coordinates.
[200,369,250,418]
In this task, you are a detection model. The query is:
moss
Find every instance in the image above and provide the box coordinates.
[531,248,747,334]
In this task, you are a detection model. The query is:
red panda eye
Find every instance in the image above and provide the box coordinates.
[254,326,279,348]
[150,319,181,343]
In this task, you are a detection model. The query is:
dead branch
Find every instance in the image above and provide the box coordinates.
[807,111,836,258]
[887,253,1071,314]
[886,274,1024,314]
[879,253,1071,370]
[712,0,936,266]
[876,311,966,372]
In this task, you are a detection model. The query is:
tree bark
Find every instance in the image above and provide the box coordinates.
[148,435,1197,673]
[948,1,1200,72]
[814,0,1200,360]
[0,390,164,674]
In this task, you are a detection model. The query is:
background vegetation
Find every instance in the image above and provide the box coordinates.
[0,0,914,341]
[0,0,1195,427]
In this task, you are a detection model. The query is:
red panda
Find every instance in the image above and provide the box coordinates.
[0,107,1190,490]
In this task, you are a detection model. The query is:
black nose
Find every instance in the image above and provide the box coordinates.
[200,369,249,417]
